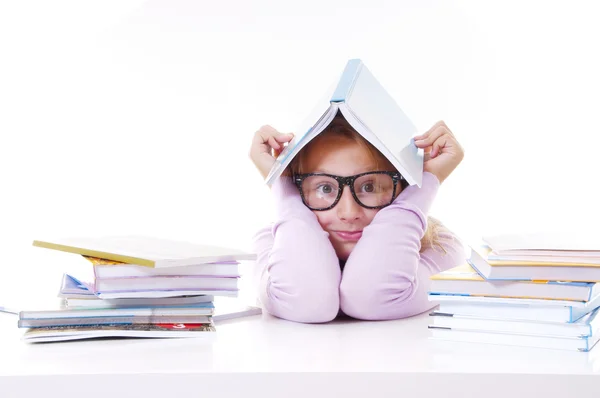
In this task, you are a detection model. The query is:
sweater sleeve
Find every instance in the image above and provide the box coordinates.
[251,177,342,323]
[339,172,464,320]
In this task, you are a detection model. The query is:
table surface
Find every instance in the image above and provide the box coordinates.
[2,309,600,397]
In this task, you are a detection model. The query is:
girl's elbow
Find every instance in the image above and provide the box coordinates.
[339,280,381,320]
[339,280,416,321]
[263,284,340,324]
[288,291,340,323]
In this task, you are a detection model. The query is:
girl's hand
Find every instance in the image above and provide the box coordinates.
[249,125,294,179]
[413,121,464,184]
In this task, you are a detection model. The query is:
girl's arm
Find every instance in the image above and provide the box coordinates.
[252,177,342,323]
[339,172,464,320]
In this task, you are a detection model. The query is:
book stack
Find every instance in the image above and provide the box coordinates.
[18,236,259,343]
[428,232,600,352]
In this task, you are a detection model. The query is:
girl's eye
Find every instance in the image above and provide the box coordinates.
[362,183,375,193]
[317,183,336,195]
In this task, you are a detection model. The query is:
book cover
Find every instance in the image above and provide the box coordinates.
[265,58,423,187]
[93,275,239,292]
[22,322,216,343]
[472,245,600,267]
[482,232,600,254]
[19,302,215,320]
[33,235,256,268]
[95,289,238,299]
[429,327,600,352]
[64,294,214,309]
[19,315,212,328]
[87,256,240,278]
[429,262,597,301]
[429,307,600,338]
[469,245,600,282]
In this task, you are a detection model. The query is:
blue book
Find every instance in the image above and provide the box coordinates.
[19,301,215,321]
[430,306,600,339]
[428,292,600,323]
[265,59,423,187]
[429,308,600,352]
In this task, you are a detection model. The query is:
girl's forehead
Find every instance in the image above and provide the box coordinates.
[303,138,380,175]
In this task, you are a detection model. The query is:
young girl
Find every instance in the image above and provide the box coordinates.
[249,114,465,323]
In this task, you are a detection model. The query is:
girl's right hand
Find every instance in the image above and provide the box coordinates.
[249,125,294,180]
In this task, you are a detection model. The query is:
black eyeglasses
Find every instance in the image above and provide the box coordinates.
[293,171,405,211]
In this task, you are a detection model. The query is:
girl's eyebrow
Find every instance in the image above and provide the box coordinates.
[311,166,379,175]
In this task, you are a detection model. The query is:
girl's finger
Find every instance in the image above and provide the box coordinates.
[414,120,454,141]
[253,125,281,145]
[267,136,281,151]
[274,133,294,143]
[260,124,280,137]
[430,134,452,158]
[414,121,444,140]
[414,125,448,148]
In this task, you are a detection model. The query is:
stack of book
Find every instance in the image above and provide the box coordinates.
[18,235,259,343]
[428,232,600,352]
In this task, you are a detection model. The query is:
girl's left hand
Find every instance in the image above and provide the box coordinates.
[413,121,464,184]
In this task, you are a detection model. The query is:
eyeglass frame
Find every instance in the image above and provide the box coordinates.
[293,171,406,211]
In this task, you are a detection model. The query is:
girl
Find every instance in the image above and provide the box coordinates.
[249,114,465,323]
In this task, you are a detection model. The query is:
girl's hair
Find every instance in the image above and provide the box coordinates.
[286,113,446,253]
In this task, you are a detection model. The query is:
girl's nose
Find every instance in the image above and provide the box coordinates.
[336,186,362,221]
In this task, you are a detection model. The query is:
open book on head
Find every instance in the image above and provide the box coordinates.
[265,58,424,187]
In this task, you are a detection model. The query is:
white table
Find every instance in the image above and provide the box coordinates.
[1,311,600,397]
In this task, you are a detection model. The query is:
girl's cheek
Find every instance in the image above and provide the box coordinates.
[313,212,329,229]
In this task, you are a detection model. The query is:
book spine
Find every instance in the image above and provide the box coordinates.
[330,59,362,103]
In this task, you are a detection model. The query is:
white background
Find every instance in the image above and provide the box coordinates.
[0,0,598,307]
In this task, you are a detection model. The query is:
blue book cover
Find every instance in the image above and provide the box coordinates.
[265,58,423,187]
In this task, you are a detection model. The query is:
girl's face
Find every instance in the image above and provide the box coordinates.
[301,135,399,261]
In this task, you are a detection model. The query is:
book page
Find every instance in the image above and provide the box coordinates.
[344,63,423,186]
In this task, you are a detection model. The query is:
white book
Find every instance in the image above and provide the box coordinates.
[33,235,256,268]
[19,303,215,320]
[487,253,600,263]
[429,262,600,301]
[64,295,214,309]
[469,246,600,282]
[96,289,238,299]
[482,232,600,255]
[0,305,18,315]
[19,315,212,328]
[265,58,423,187]
[22,322,216,343]
[94,276,238,292]
[212,297,262,322]
[430,327,600,352]
[431,296,600,323]
[91,259,240,278]
[58,273,238,300]
[428,292,600,307]
[429,307,600,338]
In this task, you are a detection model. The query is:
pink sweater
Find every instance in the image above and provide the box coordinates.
[252,172,464,323]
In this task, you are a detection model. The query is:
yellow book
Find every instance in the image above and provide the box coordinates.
[84,256,123,266]
[33,236,256,268]
[430,262,598,301]
[430,263,485,282]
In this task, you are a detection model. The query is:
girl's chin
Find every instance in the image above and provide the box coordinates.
[334,242,357,261]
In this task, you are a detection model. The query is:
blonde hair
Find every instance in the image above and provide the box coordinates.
[287,114,446,253]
